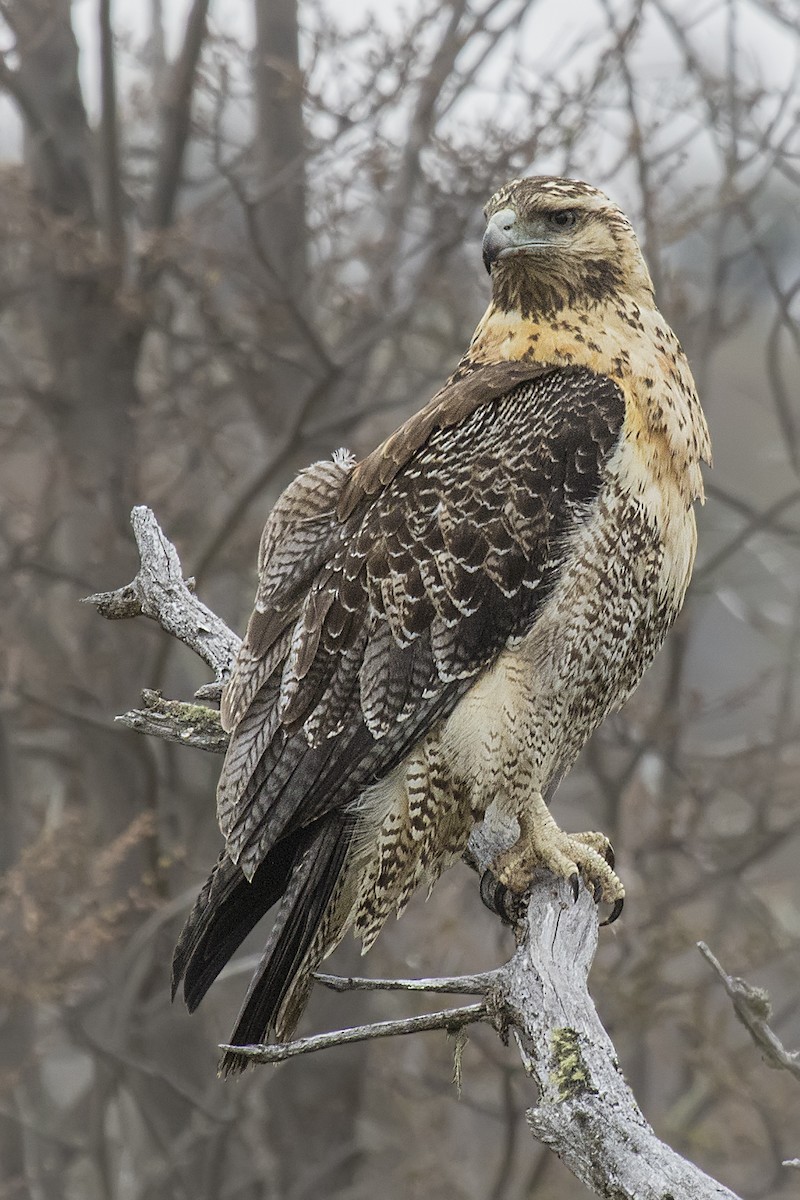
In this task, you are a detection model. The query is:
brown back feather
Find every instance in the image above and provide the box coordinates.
[337,361,553,518]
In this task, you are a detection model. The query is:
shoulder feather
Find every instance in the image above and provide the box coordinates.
[337,361,553,518]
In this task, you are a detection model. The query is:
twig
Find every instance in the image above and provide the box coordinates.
[115,689,228,754]
[220,1003,489,1064]
[694,487,800,585]
[697,941,800,1081]
[312,970,500,995]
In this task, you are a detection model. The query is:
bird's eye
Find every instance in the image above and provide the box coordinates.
[548,210,578,228]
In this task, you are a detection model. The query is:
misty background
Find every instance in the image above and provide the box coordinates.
[1,0,799,1196]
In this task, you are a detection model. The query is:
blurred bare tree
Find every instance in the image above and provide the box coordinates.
[0,0,798,1197]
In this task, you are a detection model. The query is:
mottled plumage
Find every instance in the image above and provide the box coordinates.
[173,176,710,1073]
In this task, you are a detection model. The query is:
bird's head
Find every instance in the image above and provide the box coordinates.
[482,176,654,317]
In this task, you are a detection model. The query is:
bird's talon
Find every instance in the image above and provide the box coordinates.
[479,868,527,921]
[479,870,521,924]
[603,842,615,870]
[593,880,603,904]
[480,869,504,915]
[570,873,580,902]
[601,896,624,926]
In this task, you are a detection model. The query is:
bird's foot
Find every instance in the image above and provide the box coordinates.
[490,801,624,924]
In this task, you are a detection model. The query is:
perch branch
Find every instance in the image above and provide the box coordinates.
[94,506,745,1200]
[84,505,240,681]
[485,875,742,1200]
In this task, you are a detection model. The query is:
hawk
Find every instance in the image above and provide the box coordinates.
[173,176,711,1072]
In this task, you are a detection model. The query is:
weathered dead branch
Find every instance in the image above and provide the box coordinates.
[83,505,239,745]
[89,505,747,1200]
[83,505,240,680]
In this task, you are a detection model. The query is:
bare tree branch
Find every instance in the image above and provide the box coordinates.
[694,487,800,585]
[486,877,743,1200]
[83,505,240,683]
[98,0,125,262]
[698,941,800,1083]
[221,1003,490,1065]
[313,970,499,995]
[115,689,227,753]
[145,0,210,233]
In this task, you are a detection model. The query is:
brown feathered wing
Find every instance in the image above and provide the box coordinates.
[172,361,624,1072]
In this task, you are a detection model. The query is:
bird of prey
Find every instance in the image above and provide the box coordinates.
[173,176,711,1073]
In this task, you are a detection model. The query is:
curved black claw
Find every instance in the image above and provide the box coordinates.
[603,841,615,870]
[480,870,510,920]
[600,896,624,927]
[593,880,603,904]
[569,872,580,903]
[480,871,525,925]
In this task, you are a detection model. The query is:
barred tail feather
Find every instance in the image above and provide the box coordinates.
[171,833,305,1013]
[218,815,353,1075]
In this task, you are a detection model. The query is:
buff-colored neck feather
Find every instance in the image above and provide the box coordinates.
[463,287,711,505]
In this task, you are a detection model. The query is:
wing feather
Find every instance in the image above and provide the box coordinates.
[220,456,354,731]
[218,363,625,881]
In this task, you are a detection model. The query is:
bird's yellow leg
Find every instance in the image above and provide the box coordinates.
[490,793,625,912]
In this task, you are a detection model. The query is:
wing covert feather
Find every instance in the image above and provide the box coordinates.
[220,454,355,731]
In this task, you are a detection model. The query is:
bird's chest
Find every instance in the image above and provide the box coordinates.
[441,461,694,806]
[524,440,695,712]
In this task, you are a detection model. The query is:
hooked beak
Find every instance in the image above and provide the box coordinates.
[482,207,547,273]
[482,223,509,272]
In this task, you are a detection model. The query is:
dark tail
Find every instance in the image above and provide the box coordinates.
[172,816,353,1076]
[171,831,305,1013]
